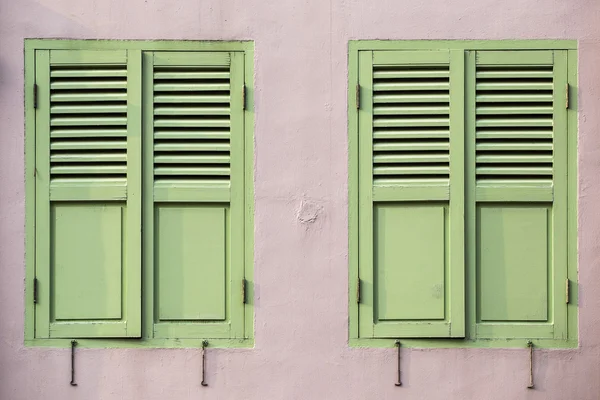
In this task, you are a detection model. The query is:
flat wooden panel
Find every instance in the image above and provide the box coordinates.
[476,51,553,65]
[375,205,446,320]
[50,50,127,64]
[53,205,123,320]
[478,206,549,322]
[157,206,226,321]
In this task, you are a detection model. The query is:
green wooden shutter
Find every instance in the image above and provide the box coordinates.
[358,50,465,338]
[144,52,245,339]
[34,50,142,338]
[469,51,568,339]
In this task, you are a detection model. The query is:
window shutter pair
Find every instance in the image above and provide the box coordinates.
[357,49,569,339]
[33,49,246,339]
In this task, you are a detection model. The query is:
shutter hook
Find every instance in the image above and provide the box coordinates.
[527,341,534,389]
[70,340,78,387]
[201,340,209,387]
[395,340,402,387]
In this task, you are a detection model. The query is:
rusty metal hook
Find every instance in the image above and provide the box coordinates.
[201,340,209,387]
[395,340,402,387]
[527,341,534,389]
[70,340,78,387]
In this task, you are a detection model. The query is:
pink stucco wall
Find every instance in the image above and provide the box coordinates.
[2,0,600,399]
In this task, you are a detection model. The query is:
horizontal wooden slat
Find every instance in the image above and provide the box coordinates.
[50,165,127,175]
[50,93,127,102]
[476,131,553,140]
[373,154,449,163]
[154,183,230,202]
[373,142,449,152]
[153,52,230,66]
[373,69,450,79]
[154,71,230,80]
[476,51,554,66]
[153,94,230,103]
[475,70,553,79]
[374,118,449,128]
[372,184,450,202]
[51,128,128,138]
[50,179,127,201]
[154,106,230,116]
[153,131,230,140]
[153,83,230,92]
[476,118,553,128]
[476,94,553,102]
[154,166,230,176]
[154,142,229,152]
[154,155,230,164]
[154,119,230,128]
[51,69,127,78]
[373,130,449,139]
[475,82,553,91]
[50,105,127,114]
[373,82,449,91]
[476,166,553,175]
[50,80,127,90]
[373,51,450,65]
[50,153,127,163]
[476,154,553,164]
[50,50,127,65]
[476,142,553,151]
[476,106,553,115]
[373,94,449,103]
[51,117,127,126]
[50,140,127,150]
[373,106,449,115]
[373,166,449,175]
[476,186,553,202]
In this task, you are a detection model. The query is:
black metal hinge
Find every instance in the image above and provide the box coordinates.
[33,278,38,304]
[242,85,246,111]
[242,279,247,304]
[33,84,38,109]
[356,279,361,303]
[356,84,360,109]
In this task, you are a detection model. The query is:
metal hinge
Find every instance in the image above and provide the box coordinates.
[356,84,360,109]
[566,278,570,304]
[566,83,569,109]
[33,84,38,109]
[356,278,361,303]
[242,279,247,304]
[33,278,38,304]
[242,85,246,111]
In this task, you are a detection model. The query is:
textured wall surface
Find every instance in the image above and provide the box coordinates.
[2,0,600,399]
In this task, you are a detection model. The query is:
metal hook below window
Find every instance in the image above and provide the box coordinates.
[70,340,78,387]
[395,340,402,387]
[527,341,534,389]
[201,340,209,387]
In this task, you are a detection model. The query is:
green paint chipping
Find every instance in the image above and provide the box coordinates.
[25,40,254,348]
[348,40,578,348]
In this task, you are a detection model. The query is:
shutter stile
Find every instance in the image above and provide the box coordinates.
[372,65,450,191]
[153,63,231,200]
[49,64,128,199]
[475,64,554,188]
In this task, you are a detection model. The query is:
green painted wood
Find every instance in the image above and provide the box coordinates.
[373,50,450,65]
[375,205,446,321]
[26,40,255,347]
[53,205,124,320]
[49,49,127,64]
[349,42,576,347]
[475,50,553,65]
[153,51,230,66]
[478,206,549,322]
[157,206,227,321]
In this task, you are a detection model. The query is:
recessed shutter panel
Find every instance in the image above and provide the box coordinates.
[146,52,245,339]
[35,49,142,338]
[472,51,568,339]
[358,50,465,338]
